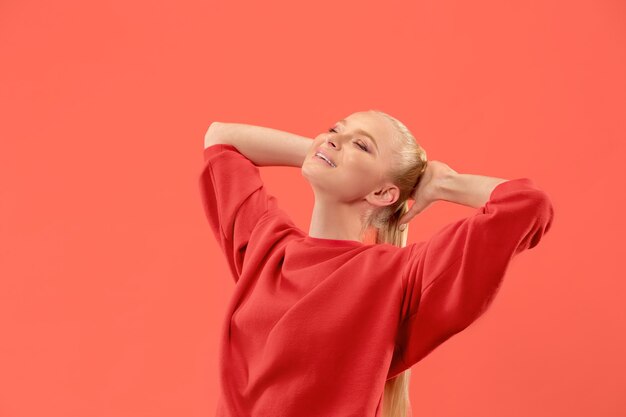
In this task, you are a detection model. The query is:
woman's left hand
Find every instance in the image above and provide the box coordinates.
[398,160,458,229]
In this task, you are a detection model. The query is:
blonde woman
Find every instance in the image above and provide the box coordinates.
[199,110,554,417]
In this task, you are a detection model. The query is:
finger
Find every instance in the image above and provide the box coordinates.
[398,202,421,227]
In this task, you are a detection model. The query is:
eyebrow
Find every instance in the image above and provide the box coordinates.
[337,119,379,153]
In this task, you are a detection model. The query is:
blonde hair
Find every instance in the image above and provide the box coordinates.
[358,109,428,417]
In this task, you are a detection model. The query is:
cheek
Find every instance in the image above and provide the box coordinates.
[339,160,380,190]
[346,157,378,179]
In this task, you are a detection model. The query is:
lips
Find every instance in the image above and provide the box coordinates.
[315,147,336,167]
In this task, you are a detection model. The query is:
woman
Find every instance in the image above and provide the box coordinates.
[199,109,554,417]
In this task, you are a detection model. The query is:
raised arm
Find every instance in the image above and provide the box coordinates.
[399,160,511,228]
[204,122,313,167]
[389,177,554,375]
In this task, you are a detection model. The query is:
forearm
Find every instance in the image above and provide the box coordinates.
[204,122,313,167]
[436,173,509,208]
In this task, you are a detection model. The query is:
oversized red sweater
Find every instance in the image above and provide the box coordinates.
[198,143,554,417]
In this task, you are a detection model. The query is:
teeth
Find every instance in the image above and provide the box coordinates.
[316,152,335,167]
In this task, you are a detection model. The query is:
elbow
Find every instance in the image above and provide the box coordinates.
[204,122,228,148]
[529,189,554,231]
[518,190,554,251]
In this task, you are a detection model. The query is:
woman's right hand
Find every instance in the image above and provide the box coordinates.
[398,160,458,228]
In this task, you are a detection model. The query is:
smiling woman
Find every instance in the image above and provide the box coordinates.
[199,109,554,417]
[301,110,428,244]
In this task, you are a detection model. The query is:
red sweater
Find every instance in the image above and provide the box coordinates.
[199,143,554,417]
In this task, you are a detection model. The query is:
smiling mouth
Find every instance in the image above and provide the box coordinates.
[314,152,336,167]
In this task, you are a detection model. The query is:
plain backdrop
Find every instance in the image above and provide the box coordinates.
[1,0,624,416]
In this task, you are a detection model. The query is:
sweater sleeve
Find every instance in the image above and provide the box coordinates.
[390,177,554,373]
[198,143,277,283]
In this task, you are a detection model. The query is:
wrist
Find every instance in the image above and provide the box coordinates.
[436,173,509,208]
[433,172,461,203]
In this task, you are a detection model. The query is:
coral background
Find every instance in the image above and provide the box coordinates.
[1,0,624,416]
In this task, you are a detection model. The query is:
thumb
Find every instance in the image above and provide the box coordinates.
[398,202,421,229]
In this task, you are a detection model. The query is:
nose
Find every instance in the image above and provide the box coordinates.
[326,135,344,149]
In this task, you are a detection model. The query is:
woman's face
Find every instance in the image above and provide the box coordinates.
[302,111,400,206]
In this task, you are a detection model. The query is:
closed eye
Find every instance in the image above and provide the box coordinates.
[355,142,368,151]
[327,127,369,152]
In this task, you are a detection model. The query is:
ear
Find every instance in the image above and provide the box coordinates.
[365,183,400,208]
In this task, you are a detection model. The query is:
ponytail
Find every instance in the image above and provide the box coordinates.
[359,109,428,417]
